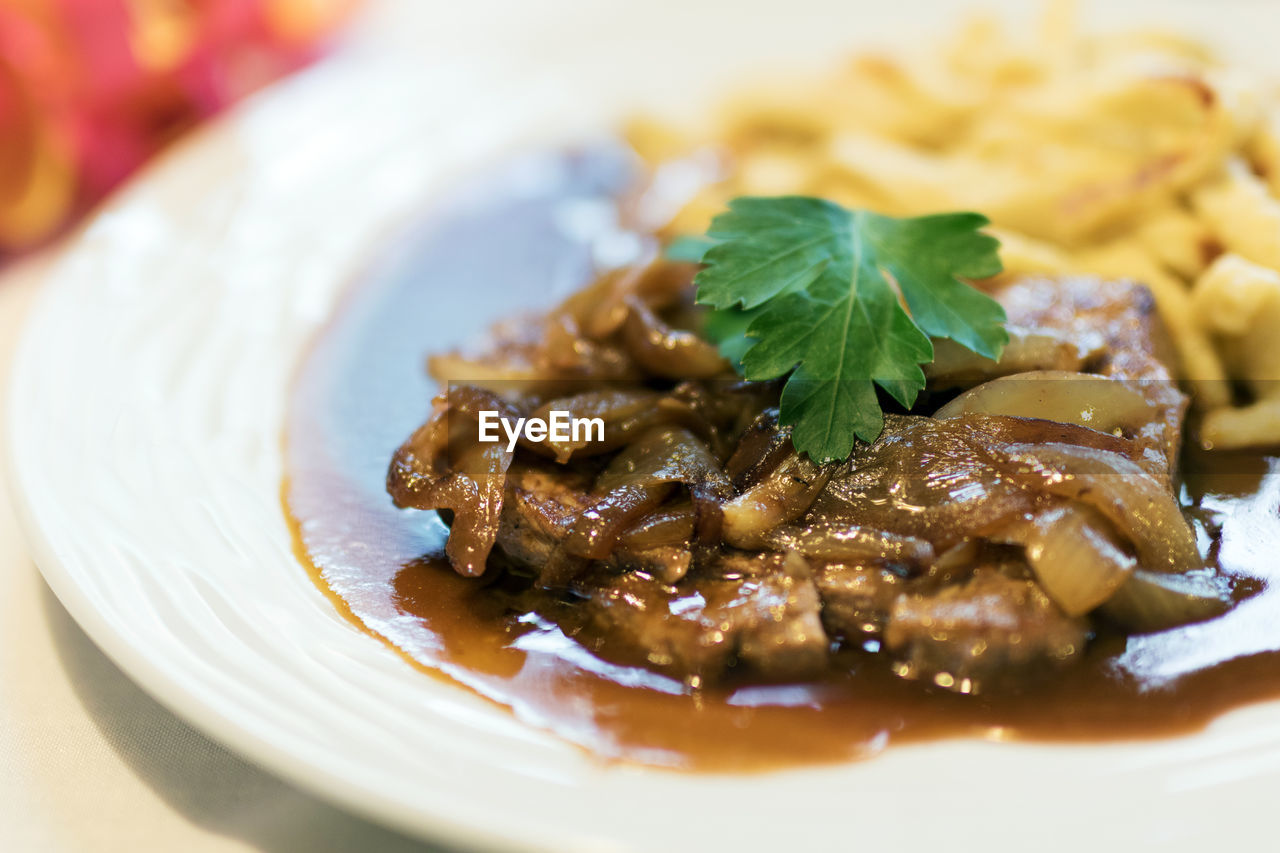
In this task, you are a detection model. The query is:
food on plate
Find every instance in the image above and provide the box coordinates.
[287,7,1280,767]
[388,230,1231,690]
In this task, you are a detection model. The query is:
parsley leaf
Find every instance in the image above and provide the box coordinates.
[690,196,1006,462]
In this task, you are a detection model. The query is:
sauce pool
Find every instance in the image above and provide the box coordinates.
[284,147,1280,771]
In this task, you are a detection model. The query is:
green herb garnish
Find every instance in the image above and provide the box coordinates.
[683,196,1007,462]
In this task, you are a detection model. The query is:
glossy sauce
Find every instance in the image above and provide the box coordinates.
[285,148,1280,771]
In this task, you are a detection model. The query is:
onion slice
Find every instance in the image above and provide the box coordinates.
[993,504,1136,616]
[386,390,516,577]
[1100,569,1233,633]
[926,326,1103,387]
[564,482,673,560]
[935,370,1156,435]
[621,296,729,379]
[1000,442,1202,574]
[568,427,733,559]
[527,390,702,462]
[618,503,696,549]
[721,451,832,549]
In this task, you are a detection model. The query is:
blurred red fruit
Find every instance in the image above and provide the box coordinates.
[0,0,355,259]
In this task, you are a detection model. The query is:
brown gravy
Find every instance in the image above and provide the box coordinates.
[284,147,1280,771]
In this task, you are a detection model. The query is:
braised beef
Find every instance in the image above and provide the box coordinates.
[388,266,1225,693]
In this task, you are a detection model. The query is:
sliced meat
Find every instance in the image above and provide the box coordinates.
[814,563,907,641]
[993,277,1178,384]
[494,461,592,582]
[575,551,829,681]
[884,568,1090,692]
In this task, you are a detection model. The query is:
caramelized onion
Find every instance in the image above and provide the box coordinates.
[387,393,514,577]
[926,326,1104,387]
[935,371,1156,435]
[556,258,649,340]
[429,383,526,425]
[528,390,702,462]
[426,352,553,391]
[618,503,696,549]
[724,408,792,490]
[595,427,732,497]
[568,427,733,560]
[1100,569,1233,633]
[959,412,1141,460]
[564,483,674,560]
[540,314,639,380]
[621,296,729,379]
[613,544,693,583]
[993,503,1136,616]
[721,451,831,549]
[1000,442,1202,573]
[809,415,1036,550]
[555,254,694,340]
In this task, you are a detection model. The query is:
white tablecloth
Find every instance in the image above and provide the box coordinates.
[0,256,435,852]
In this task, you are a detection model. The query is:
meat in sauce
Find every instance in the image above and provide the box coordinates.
[286,149,1280,770]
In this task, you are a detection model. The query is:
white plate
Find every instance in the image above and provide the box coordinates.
[11,1,1280,850]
